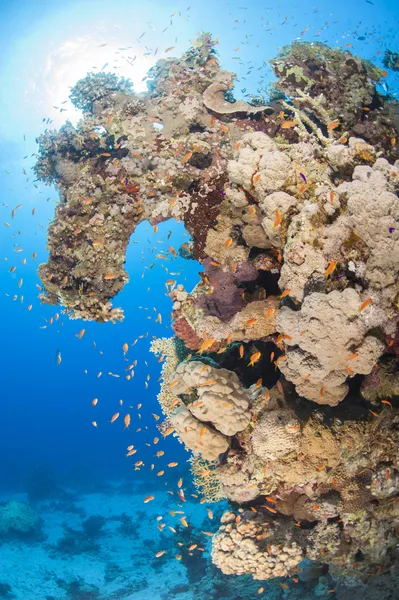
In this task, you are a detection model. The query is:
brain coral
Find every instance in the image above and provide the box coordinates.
[251,408,301,460]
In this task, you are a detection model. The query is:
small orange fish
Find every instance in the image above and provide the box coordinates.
[245,318,257,327]
[163,427,174,437]
[273,209,283,229]
[248,351,261,367]
[346,353,359,361]
[155,550,166,558]
[180,517,188,528]
[103,273,118,280]
[110,412,120,423]
[239,345,244,358]
[92,421,97,427]
[123,342,129,354]
[168,462,178,468]
[198,379,217,387]
[265,506,277,514]
[182,151,192,164]
[359,298,372,311]
[280,120,298,129]
[280,584,289,590]
[168,245,177,257]
[328,120,340,130]
[325,259,338,277]
[224,237,233,249]
[124,414,131,429]
[381,399,392,407]
[144,495,154,503]
[188,544,197,551]
[92,398,98,407]
[258,588,264,594]
[279,289,291,299]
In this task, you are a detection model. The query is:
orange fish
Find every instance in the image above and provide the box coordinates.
[110,413,120,423]
[144,495,155,503]
[325,259,337,277]
[168,462,178,468]
[328,120,340,130]
[123,342,129,354]
[155,550,166,558]
[280,583,289,590]
[239,345,244,358]
[281,120,298,129]
[248,351,261,367]
[180,517,188,527]
[103,273,118,280]
[198,379,217,387]
[381,399,392,407]
[92,398,98,407]
[124,414,131,429]
[273,209,283,228]
[182,152,192,164]
[168,245,177,257]
[224,237,233,249]
[245,318,257,327]
[279,289,291,299]
[359,298,372,311]
[346,353,359,361]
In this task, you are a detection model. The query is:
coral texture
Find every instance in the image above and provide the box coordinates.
[35,34,399,592]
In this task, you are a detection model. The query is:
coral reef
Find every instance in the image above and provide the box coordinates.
[0,501,42,538]
[36,34,399,592]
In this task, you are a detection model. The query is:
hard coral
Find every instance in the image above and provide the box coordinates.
[172,360,251,436]
[277,289,385,405]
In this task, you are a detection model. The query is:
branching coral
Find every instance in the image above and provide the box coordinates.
[69,72,134,113]
[189,456,225,502]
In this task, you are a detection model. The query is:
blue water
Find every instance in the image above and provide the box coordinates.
[1,0,398,598]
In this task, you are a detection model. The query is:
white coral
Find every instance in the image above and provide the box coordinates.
[171,361,251,436]
[276,288,385,405]
[170,406,229,461]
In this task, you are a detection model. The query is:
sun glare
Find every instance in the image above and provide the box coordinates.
[42,36,155,124]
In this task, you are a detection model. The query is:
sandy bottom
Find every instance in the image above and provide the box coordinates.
[0,483,218,600]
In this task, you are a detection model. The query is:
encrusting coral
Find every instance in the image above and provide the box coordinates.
[36,33,399,592]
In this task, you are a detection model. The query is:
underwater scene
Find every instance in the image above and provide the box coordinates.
[1,0,399,598]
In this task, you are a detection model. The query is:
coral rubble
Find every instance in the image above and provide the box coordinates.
[35,34,399,592]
